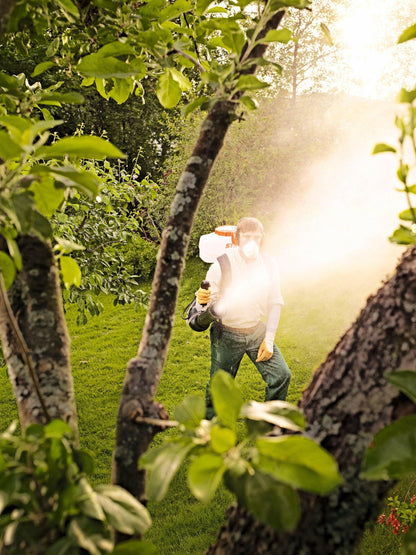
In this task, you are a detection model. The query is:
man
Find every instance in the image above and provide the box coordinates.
[196,217,291,419]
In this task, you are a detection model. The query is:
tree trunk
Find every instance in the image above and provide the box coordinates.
[112,8,286,508]
[0,235,77,436]
[207,244,416,554]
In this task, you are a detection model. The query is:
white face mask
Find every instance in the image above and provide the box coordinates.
[242,240,260,260]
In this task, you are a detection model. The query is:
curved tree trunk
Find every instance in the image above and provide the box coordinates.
[0,235,77,436]
[112,9,287,506]
[207,245,416,554]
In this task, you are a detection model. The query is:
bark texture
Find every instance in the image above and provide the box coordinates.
[112,10,286,504]
[0,236,77,435]
[207,245,416,554]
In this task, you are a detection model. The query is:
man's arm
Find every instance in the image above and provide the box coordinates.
[195,261,222,307]
[265,303,282,350]
[256,303,282,362]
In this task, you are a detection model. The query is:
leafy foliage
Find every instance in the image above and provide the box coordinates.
[372,32,416,247]
[361,370,416,553]
[52,154,158,323]
[140,370,343,532]
[0,419,152,554]
[5,0,311,114]
[0,72,125,291]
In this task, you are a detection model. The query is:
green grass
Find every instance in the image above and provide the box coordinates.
[0,254,407,554]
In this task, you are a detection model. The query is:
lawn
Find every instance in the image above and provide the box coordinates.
[0,253,408,554]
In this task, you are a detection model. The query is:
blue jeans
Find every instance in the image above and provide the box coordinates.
[205,321,291,419]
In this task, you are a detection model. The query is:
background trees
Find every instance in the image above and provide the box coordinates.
[1,0,416,553]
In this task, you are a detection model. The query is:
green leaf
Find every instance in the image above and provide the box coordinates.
[38,92,85,105]
[182,96,211,116]
[68,516,111,555]
[234,75,269,92]
[45,419,73,438]
[372,143,397,154]
[239,95,259,111]
[222,28,246,55]
[54,237,85,255]
[109,78,134,104]
[173,395,205,429]
[78,55,138,79]
[55,0,80,17]
[32,211,53,238]
[255,435,343,494]
[140,440,194,501]
[12,192,34,233]
[169,68,192,91]
[397,88,416,104]
[389,225,416,245]
[210,425,236,453]
[386,371,416,404]
[241,400,305,431]
[268,0,311,8]
[156,70,182,109]
[31,120,64,140]
[397,162,409,184]
[30,176,65,218]
[195,0,214,14]
[188,453,226,502]
[211,370,243,430]
[44,537,75,555]
[398,208,416,222]
[398,23,416,44]
[0,130,24,161]
[96,42,136,58]
[361,415,416,480]
[0,253,16,290]
[36,136,125,160]
[73,448,95,475]
[31,165,100,196]
[60,256,82,289]
[245,470,300,531]
[159,0,192,21]
[77,478,106,521]
[32,61,56,77]
[320,22,334,46]
[95,485,151,535]
[46,37,60,57]
[5,236,22,271]
[112,540,159,555]
[0,115,32,139]
[262,29,292,44]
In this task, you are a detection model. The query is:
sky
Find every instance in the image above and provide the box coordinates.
[264,1,416,291]
[330,0,416,100]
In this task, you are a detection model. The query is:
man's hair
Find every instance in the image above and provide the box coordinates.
[236,217,264,243]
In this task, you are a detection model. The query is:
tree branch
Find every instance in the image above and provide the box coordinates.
[112,4,287,516]
[207,245,416,554]
[0,271,50,422]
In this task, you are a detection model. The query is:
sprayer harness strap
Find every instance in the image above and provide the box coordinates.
[217,253,232,293]
[217,252,275,293]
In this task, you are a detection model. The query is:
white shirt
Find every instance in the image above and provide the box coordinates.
[205,248,284,328]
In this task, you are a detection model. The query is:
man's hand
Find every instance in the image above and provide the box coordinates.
[197,287,211,305]
[256,339,273,362]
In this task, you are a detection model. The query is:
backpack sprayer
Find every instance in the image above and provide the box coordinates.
[182,225,237,332]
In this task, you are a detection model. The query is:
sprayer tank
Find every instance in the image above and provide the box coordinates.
[198,225,237,263]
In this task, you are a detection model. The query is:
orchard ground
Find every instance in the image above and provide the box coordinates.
[0,254,411,554]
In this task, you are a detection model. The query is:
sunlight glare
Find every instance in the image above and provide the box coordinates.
[331,0,416,99]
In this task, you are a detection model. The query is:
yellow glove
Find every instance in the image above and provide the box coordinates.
[197,287,211,305]
[256,340,273,362]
